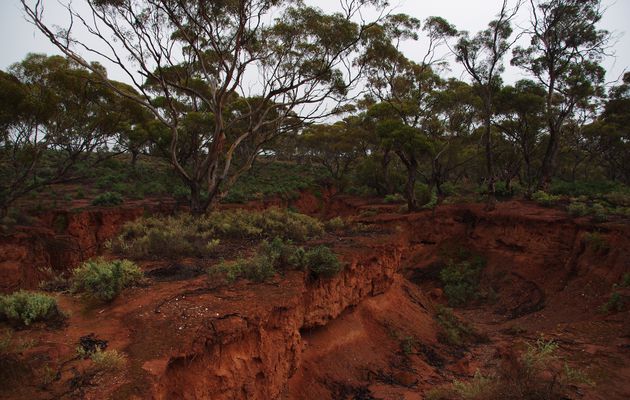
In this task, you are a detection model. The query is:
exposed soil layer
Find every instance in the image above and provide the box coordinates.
[1,199,629,399]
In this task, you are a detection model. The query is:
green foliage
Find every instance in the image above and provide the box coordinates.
[429,337,592,399]
[211,255,277,284]
[324,216,346,231]
[113,208,322,259]
[207,239,341,284]
[383,193,405,203]
[567,201,590,217]
[434,306,483,347]
[582,232,609,254]
[304,246,343,278]
[71,258,142,302]
[600,292,626,313]
[260,237,306,270]
[439,255,486,307]
[0,291,65,327]
[90,349,126,373]
[222,162,328,203]
[531,191,561,207]
[550,180,624,197]
[91,192,123,207]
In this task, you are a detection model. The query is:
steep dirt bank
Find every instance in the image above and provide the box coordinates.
[0,207,149,292]
[282,202,629,399]
[2,200,628,399]
[0,190,347,293]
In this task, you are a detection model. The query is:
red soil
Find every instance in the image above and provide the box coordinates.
[1,198,629,399]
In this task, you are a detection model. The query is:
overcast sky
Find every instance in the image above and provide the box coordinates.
[2,0,629,86]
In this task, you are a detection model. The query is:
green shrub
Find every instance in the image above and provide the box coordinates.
[589,202,609,223]
[414,183,432,207]
[439,256,486,307]
[260,237,305,270]
[90,349,126,372]
[71,259,142,302]
[207,240,340,284]
[0,291,65,327]
[112,208,322,259]
[604,191,630,207]
[582,232,609,254]
[429,337,590,400]
[324,216,346,231]
[209,255,276,284]
[304,246,342,278]
[550,180,622,197]
[531,191,561,207]
[567,201,590,217]
[383,193,405,204]
[435,306,483,347]
[601,292,626,313]
[91,192,123,207]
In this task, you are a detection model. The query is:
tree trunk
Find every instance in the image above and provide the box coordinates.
[403,157,419,212]
[381,151,393,195]
[484,113,496,197]
[538,125,559,191]
[189,183,204,215]
[131,150,139,169]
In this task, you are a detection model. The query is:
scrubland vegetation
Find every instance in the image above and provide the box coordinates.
[0,0,628,399]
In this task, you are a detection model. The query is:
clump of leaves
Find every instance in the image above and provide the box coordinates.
[91,192,123,207]
[600,292,626,313]
[112,207,323,259]
[427,337,592,400]
[71,258,143,302]
[531,191,561,207]
[439,256,486,307]
[383,193,405,204]
[207,238,341,284]
[582,232,609,254]
[435,306,485,347]
[0,291,65,327]
[89,349,126,373]
[304,246,343,278]
[324,216,346,231]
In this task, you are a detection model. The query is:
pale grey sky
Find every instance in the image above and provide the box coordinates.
[2,0,628,85]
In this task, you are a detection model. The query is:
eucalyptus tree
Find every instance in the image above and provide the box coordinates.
[583,73,630,183]
[22,0,389,213]
[361,14,457,210]
[452,0,522,199]
[0,54,125,215]
[512,0,610,189]
[300,118,367,191]
[495,80,546,192]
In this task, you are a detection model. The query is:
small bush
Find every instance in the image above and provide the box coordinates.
[91,192,123,207]
[209,255,276,284]
[324,216,346,231]
[439,256,486,307]
[430,337,591,399]
[383,193,405,204]
[90,349,126,373]
[71,259,142,302]
[0,291,65,327]
[435,306,484,347]
[259,238,305,271]
[582,232,609,254]
[531,191,561,207]
[304,246,342,278]
[589,202,609,223]
[112,208,322,259]
[600,292,626,313]
[207,240,341,283]
[567,201,589,217]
